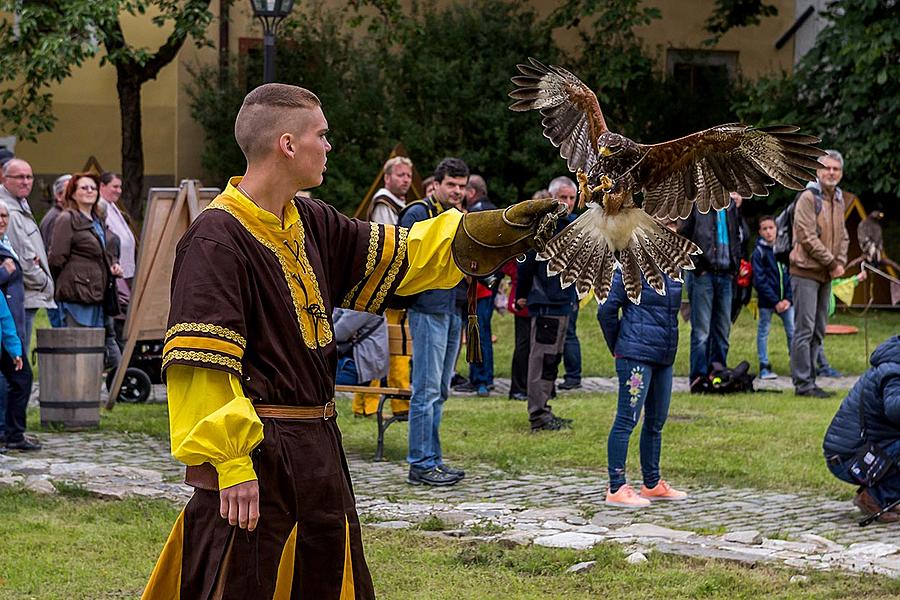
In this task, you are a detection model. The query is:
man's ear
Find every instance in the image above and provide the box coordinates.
[279,133,295,158]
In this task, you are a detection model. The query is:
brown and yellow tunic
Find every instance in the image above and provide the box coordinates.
[142,178,462,599]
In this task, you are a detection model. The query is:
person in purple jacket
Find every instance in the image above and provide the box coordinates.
[597,268,688,508]
[751,215,794,380]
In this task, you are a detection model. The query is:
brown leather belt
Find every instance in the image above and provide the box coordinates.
[184,401,336,491]
[255,401,335,420]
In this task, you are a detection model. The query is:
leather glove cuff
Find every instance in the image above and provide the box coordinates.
[451,198,564,276]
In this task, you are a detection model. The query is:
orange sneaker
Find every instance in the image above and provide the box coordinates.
[605,484,651,508]
[640,480,688,501]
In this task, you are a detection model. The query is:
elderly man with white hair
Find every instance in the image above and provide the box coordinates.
[789,149,850,398]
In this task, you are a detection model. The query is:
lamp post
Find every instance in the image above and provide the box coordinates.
[248,0,295,83]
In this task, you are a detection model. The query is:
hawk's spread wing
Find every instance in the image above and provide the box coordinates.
[637,124,825,219]
[509,58,606,174]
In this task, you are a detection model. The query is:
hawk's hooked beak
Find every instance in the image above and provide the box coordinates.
[598,146,614,157]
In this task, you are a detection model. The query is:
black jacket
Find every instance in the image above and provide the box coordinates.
[678,204,743,275]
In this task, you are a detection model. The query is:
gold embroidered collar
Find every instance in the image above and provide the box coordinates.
[206,177,332,349]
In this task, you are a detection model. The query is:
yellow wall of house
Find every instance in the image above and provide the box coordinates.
[7,0,798,190]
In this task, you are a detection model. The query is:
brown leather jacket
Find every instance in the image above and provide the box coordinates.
[48,209,116,304]
[789,185,849,283]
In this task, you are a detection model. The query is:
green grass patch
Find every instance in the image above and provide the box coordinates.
[463,307,899,378]
[4,489,900,599]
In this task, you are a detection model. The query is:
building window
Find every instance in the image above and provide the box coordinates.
[666,49,738,95]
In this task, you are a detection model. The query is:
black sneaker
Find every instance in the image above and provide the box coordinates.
[5,436,42,451]
[453,382,478,393]
[796,386,833,398]
[450,374,468,388]
[407,467,460,486]
[558,380,582,391]
[436,463,466,479]
[531,419,565,432]
[690,377,711,394]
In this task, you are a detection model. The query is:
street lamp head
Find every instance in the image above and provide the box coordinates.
[249,0,295,18]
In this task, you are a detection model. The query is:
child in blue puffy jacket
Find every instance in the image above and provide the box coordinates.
[751,215,794,380]
[597,267,688,508]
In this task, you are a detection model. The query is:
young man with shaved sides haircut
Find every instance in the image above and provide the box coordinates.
[142,83,562,599]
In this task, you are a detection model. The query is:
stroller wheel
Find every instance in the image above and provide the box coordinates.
[109,368,153,403]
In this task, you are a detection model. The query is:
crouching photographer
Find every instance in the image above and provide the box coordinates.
[823,335,900,524]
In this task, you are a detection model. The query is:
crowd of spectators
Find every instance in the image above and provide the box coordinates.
[0,153,137,453]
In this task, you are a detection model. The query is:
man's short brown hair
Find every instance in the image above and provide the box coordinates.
[234,84,321,162]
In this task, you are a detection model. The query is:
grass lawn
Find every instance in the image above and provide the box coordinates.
[470,307,898,378]
[3,488,900,599]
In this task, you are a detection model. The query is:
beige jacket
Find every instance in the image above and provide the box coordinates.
[789,184,849,283]
[0,185,56,309]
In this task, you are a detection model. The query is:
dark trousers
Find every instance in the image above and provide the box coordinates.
[790,276,831,393]
[827,438,900,508]
[510,315,530,396]
[527,314,568,427]
[563,303,582,384]
[0,350,34,443]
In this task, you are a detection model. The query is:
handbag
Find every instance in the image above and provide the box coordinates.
[103,274,121,317]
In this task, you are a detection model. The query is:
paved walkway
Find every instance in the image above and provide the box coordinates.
[11,373,899,578]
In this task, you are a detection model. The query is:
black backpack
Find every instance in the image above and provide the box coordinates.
[708,361,755,394]
[774,188,823,264]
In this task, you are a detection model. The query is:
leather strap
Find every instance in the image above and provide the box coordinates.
[254,401,335,420]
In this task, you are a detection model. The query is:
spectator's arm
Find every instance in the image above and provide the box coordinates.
[0,263,12,286]
[751,249,777,306]
[794,191,836,269]
[882,375,900,425]
[596,272,625,354]
[784,265,793,302]
[836,211,850,268]
[0,295,22,358]
[48,213,73,280]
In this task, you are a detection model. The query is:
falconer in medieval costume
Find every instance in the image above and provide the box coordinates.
[141,83,563,599]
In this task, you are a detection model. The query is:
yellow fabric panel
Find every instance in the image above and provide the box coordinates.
[163,336,244,358]
[352,381,382,416]
[167,365,264,489]
[340,517,356,600]
[395,210,464,296]
[140,509,184,600]
[272,523,298,600]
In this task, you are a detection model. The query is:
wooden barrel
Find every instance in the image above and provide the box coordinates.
[36,327,106,430]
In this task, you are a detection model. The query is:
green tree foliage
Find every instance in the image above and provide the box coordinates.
[704,0,778,44]
[0,0,217,213]
[191,0,751,214]
[736,1,900,200]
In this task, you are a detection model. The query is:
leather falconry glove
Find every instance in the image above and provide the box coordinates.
[451,197,566,364]
[451,197,566,277]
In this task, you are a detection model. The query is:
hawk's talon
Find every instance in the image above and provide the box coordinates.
[576,170,590,210]
[598,175,614,191]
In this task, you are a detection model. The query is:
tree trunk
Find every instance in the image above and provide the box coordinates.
[117,71,144,218]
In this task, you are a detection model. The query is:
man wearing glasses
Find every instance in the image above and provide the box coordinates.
[0,158,56,355]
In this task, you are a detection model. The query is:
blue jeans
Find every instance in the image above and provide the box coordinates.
[407,310,462,471]
[686,271,733,380]
[563,302,581,384]
[607,358,673,491]
[47,306,65,328]
[335,356,360,386]
[468,296,494,386]
[827,439,900,508]
[757,306,795,366]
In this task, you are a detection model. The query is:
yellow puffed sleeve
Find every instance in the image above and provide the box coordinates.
[167,364,264,489]
[395,209,464,295]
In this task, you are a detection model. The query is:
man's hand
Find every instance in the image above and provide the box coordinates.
[110,263,124,278]
[516,298,527,310]
[858,270,868,282]
[830,264,845,279]
[12,356,22,371]
[219,480,259,531]
[1,258,15,274]
[775,300,789,313]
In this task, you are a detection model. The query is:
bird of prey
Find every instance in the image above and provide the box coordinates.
[858,210,884,266]
[509,58,825,304]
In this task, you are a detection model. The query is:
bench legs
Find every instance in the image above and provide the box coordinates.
[374,393,409,462]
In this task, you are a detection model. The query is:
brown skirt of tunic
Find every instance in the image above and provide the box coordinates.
[142,418,375,600]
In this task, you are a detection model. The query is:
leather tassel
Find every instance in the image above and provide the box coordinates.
[466,279,483,364]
